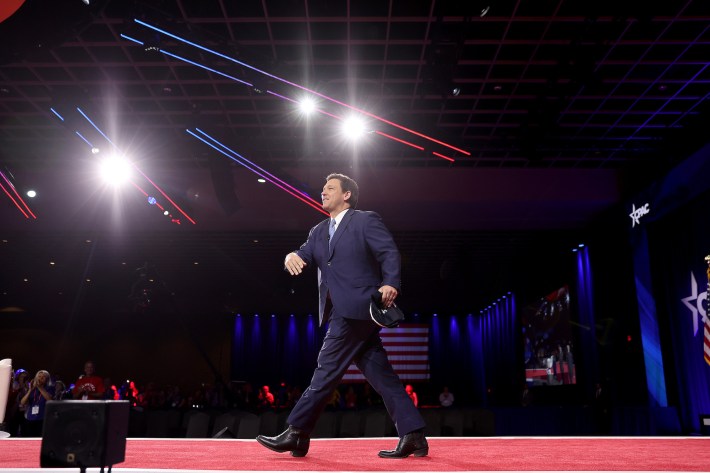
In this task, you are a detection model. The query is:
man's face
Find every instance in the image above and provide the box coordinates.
[321,178,351,214]
[84,362,95,376]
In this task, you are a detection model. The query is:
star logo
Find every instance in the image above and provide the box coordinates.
[680,271,708,336]
[629,203,650,228]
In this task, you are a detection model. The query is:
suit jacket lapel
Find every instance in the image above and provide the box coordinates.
[329,209,354,257]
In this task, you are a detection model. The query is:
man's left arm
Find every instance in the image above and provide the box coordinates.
[364,212,401,306]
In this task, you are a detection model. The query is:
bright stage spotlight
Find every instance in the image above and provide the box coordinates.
[341,116,367,140]
[99,155,132,186]
[298,97,316,115]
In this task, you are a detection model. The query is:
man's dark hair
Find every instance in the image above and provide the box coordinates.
[326,173,359,209]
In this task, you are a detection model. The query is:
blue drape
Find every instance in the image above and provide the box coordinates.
[231,313,321,387]
[576,246,599,396]
[231,297,517,406]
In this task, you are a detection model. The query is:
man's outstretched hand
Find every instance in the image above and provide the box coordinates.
[285,252,307,275]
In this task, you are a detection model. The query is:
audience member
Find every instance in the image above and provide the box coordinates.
[19,370,54,437]
[438,386,454,407]
[72,361,105,400]
[275,381,290,409]
[53,380,71,400]
[362,382,383,408]
[122,380,139,406]
[7,369,30,436]
[521,383,532,407]
[242,382,256,410]
[405,384,418,407]
[593,381,611,434]
[140,381,166,408]
[287,385,303,409]
[325,387,342,411]
[166,384,187,409]
[257,385,274,409]
[344,385,358,409]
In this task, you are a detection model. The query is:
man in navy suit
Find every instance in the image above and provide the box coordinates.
[256,173,427,458]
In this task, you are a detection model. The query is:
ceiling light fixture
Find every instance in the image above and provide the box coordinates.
[72,106,196,224]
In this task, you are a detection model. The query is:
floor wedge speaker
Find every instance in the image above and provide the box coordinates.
[40,400,129,470]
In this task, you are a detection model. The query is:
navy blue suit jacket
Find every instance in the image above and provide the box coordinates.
[295,209,401,326]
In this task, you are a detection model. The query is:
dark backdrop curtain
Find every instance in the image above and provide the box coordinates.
[231,297,519,406]
[429,295,518,406]
[231,313,321,388]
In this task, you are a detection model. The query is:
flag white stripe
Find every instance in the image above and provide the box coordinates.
[380,336,429,343]
[389,364,430,370]
[344,323,430,381]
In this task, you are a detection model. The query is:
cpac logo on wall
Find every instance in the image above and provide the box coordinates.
[680,271,708,337]
[629,203,650,228]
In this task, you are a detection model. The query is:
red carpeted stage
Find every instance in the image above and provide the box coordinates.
[1,437,709,472]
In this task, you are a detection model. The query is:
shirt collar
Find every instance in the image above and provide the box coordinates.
[331,208,349,229]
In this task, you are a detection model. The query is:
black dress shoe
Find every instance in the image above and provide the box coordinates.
[256,425,310,457]
[378,430,429,458]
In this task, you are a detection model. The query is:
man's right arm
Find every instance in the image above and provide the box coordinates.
[284,223,321,275]
[284,252,307,275]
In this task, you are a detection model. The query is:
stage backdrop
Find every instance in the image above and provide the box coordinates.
[647,191,710,432]
[230,300,518,406]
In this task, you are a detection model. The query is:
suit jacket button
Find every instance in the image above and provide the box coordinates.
[327,262,331,266]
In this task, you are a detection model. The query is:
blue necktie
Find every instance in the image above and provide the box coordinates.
[328,219,336,248]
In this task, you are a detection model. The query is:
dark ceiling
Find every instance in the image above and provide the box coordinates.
[2,0,710,169]
[0,0,708,314]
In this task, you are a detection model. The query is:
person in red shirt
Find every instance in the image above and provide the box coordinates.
[405,384,418,407]
[72,360,105,400]
[258,385,274,409]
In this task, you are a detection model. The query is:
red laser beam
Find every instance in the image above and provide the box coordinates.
[132,167,196,224]
[432,151,455,162]
[375,131,425,151]
[0,180,30,218]
[0,171,36,219]
[132,182,168,213]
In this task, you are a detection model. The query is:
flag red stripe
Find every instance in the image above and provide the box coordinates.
[343,323,429,382]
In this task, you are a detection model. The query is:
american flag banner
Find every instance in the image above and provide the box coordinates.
[704,316,710,366]
[342,323,430,382]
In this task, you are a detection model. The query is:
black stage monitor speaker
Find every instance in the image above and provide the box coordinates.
[40,400,130,470]
[701,414,710,436]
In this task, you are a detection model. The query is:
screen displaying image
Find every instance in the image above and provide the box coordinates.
[522,285,576,386]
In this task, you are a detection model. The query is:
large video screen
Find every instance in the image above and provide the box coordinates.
[522,285,576,386]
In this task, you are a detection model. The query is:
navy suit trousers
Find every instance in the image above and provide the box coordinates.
[287,314,425,437]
